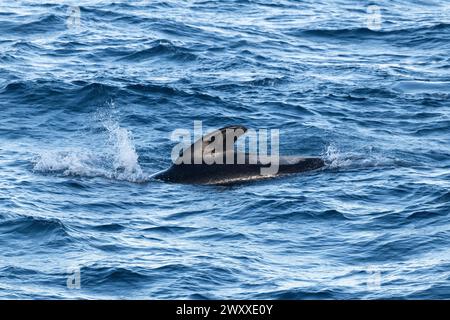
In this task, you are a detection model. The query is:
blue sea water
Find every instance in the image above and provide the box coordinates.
[1,0,450,299]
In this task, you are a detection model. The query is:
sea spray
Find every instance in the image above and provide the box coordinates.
[322,144,399,170]
[100,106,144,181]
[323,145,353,169]
[33,103,146,183]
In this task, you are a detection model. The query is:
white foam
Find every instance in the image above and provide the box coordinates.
[33,149,108,178]
[323,145,353,169]
[33,106,147,183]
[102,115,144,181]
[322,145,398,170]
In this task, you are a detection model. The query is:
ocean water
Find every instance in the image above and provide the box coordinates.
[1,0,450,299]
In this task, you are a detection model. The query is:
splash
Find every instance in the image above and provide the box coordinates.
[100,108,144,181]
[322,144,399,170]
[323,145,353,169]
[33,104,146,183]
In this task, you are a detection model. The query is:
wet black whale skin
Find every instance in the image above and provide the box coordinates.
[154,155,325,184]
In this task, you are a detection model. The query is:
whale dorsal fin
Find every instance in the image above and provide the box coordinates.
[179,125,248,162]
[200,125,248,151]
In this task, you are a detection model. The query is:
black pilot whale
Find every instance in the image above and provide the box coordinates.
[153,125,325,184]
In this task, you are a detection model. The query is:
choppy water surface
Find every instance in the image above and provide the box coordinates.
[1,0,450,299]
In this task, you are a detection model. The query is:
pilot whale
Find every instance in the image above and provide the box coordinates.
[153,125,325,184]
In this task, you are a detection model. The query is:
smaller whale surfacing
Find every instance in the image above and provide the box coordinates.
[153,125,325,185]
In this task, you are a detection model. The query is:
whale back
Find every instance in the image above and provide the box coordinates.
[154,155,324,185]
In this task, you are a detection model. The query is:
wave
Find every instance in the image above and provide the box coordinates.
[291,23,450,39]
[241,76,288,87]
[91,223,126,232]
[72,82,121,106]
[79,263,193,290]
[259,101,314,116]
[433,191,450,204]
[1,81,29,94]
[142,226,198,235]
[405,210,444,220]
[0,215,71,244]
[80,266,151,287]
[0,266,39,278]
[10,14,66,34]
[125,83,179,95]
[1,80,119,112]
[0,53,23,63]
[410,120,450,137]
[392,81,450,95]
[254,288,340,299]
[11,40,44,52]
[187,229,249,241]
[118,40,198,62]
[209,76,289,91]
[126,83,224,103]
[406,282,450,299]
